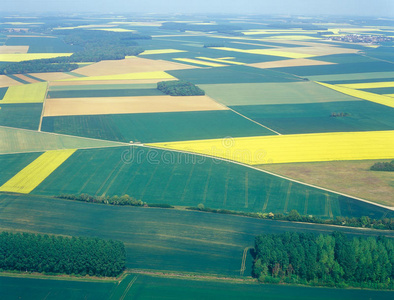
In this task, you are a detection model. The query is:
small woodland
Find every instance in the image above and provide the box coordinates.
[157,80,205,96]
[253,232,394,289]
[0,231,126,277]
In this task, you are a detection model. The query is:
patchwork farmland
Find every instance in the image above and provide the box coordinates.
[0,12,393,298]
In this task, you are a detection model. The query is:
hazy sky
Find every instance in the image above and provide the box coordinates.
[2,0,393,17]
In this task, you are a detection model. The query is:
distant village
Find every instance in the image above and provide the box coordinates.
[326,34,393,45]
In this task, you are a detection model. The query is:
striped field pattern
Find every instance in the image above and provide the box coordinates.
[0,149,76,193]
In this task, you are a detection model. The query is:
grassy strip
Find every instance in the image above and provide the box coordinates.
[186,205,394,230]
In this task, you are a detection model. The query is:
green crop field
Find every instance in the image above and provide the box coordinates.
[0,104,42,130]
[199,81,360,106]
[230,101,394,134]
[363,47,394,63]
[41,110,274,143]
[275,62,394,77]
[0,87,8,100]
[111,274,394,300]
[311,54,378,64]
[0,127,125,154]
[5,36,76,53]
[3,273,394,300]
[0,194,392,276]
[167,65,302,85]
[47,88,164,98]
[0,146,383,219]
[306,72,394,82]
[0,276,116,300]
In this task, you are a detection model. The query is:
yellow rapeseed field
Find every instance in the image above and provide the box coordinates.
[149,131,394,165]
[2,82,48,103]
[211,47,315,58]
[173,58,226,67]
[0,149,76,194]
[57,71,175,82]
[0,53,72,62]
[316,82,394,108]
[196,57,245,65]
[337,81,394,89]
[140,49,187,55]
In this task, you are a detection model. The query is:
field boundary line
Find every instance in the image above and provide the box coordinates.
[101,162,128,196]
[240,246,253,276]
[304,191,309,215]
[119,275,139,300]
[283,182,292,213]
[144,145,394,211]
[245,172,249,208]
[262,183,272,212]
[223,167,230,206]
[201,95,282,135]
[181,164,195,202]
[38,82,49,131]
[159,164,177,201]
[139,164,159,200]
[202,161,213,203]
[95,159,124,196]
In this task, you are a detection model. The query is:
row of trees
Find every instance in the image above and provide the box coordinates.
[189,206,394,230]
[157,80,205,96]
[370,160,394,171]
[58,193,146,207]
[0,232,125,277]
[253,232,394,289]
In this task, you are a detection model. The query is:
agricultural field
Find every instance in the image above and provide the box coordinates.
[0,149,76,193]
[0,146,391,219]
[4,36,76,53]
[199,81,360,106]
[72,57,197,77]
[151,131,394,165]
[259,160,394,207]
[0,13,394,297]
[0,126,126,154]
[43,95,227,116]
[0,194,392,275]
[1,82,47,103]
[0,104,42,130]
[41,110,273,143]
[229,101,394,134]
[3,273,394,300]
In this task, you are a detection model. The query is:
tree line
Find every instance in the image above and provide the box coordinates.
[157,80,205,96]
[188,206,394,230]
[0,231,125,277]
[253,232,394,289]
[57,193,174,209]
